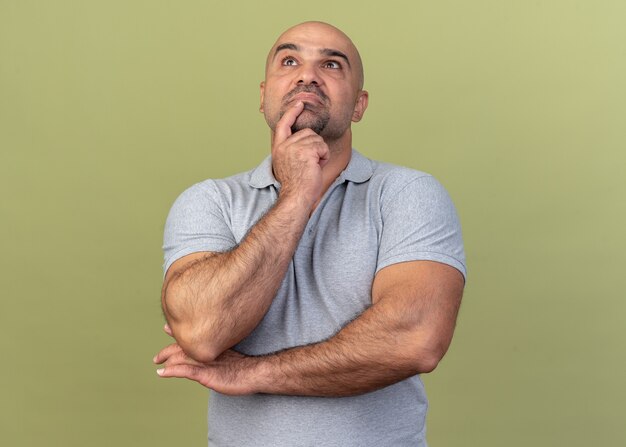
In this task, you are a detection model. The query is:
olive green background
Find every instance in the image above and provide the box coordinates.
[2,1,625,446]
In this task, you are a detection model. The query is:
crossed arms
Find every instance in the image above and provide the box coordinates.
[154,101,465,397]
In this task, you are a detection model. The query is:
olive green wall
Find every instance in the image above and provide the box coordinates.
[2,1,624,446]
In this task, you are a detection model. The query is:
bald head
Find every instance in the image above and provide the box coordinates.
[265,21,364,89]
[260,21,369,142]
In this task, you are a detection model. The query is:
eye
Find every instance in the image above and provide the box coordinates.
[281,57,298,66]
[323,60,341,69]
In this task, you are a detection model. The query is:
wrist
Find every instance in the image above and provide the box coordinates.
[243,355,276,394]
[276,187,316,215]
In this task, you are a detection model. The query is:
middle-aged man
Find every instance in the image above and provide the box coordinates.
[154,21,466,447]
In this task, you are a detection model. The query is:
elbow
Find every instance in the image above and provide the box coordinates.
[411,338,450,374]
[172,324,223,363]
[417,353,442,374]
[180,338,221,363]
[162,274,228,363]
[161,272,187,322]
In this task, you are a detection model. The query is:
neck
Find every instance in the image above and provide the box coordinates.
[302,145,349,215]
[321,144,351,187]
[313,131,353,211]
[318,124,352,178]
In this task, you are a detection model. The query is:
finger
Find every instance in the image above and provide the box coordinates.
[274,101,304,145]
[164,350,205,368]
[283,129,322,144]
[153,342,184,364]
[163,323,173,337]
[318,145,330,168]
[157,364,207,385]
[285,133,329,162]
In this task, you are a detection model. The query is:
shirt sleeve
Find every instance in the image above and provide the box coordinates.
[162,180,237,275]
[376,174,467,281]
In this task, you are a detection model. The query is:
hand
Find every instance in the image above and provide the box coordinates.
[271,101,330,207]
[153,324,256,395]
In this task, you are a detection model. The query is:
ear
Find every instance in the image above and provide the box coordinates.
[351,90,369,122]
[259,81,265,113]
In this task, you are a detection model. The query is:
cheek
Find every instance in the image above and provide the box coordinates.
[331,89,358,115]
[262,94,279,117]
[262,85,283,110]
[260,87,285,129]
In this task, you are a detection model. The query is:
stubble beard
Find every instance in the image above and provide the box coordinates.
[265,86,352,142]
[289,103,330,136]
[278,85,334,137]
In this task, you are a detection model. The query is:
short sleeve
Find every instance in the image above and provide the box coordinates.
[162,181,237,275]
[376,175,466,280]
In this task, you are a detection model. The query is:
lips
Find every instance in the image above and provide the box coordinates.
[292,92,325,105]
[283,86,328,107]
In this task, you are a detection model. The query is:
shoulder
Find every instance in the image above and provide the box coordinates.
[362,157,466,279]
[363,157,450,207]
[170,164,262,207]
[370,159,432,185]
[352,149,432,186]
[162,169,258,273]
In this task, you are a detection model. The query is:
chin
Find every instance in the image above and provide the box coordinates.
[291,113,328,135]
[291,121,325,135]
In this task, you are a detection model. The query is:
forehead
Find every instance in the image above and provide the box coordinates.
[268,23,357,62]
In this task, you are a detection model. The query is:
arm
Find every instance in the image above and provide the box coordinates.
[162,101,329,362]
[156,260,464,397]
[254,260,464,396]
[162,194,308,363]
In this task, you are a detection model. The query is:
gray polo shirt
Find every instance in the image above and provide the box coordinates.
[163,149,466,447]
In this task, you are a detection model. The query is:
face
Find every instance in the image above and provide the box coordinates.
[260,22,368,141]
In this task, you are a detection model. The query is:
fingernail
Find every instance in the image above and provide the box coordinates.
[152,355,158,363]
[156,368,164,376]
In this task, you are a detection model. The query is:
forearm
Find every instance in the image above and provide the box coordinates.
[163,192,310,362]
[155,262,464,396]
[248,297,450,397]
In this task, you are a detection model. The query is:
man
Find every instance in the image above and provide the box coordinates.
[154,21,466,447]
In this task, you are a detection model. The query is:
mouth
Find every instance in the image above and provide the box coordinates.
[283,86,328,109]
[292,92,325,105]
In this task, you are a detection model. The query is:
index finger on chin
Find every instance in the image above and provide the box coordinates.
[274,101,304,145]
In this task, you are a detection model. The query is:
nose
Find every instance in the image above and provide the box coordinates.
[296,63,320,86]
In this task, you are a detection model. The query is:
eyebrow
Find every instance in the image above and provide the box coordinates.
[273,43,299,60]
[273,43,352,68]
[320,48,351,68]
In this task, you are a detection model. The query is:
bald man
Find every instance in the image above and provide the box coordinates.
[155,21,466,446]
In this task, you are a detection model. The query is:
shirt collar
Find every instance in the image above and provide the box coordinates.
[248,155,277,189]
[339,149,374,184]
[247,148,373,189]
